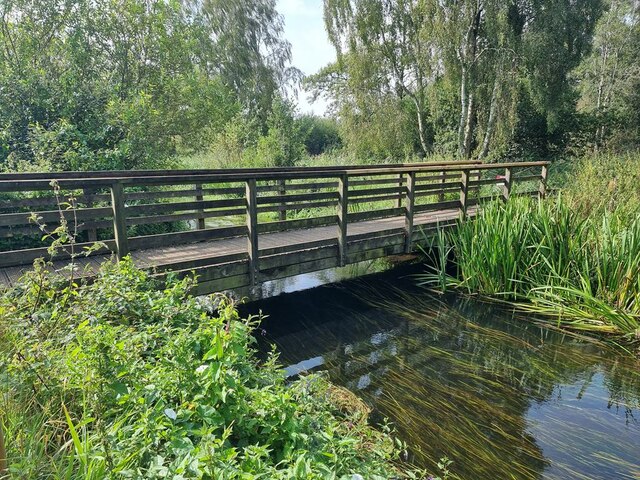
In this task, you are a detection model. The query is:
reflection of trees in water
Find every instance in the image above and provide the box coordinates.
[261,285,640,480]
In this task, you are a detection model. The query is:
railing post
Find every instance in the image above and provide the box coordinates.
[502,167,512,203]
[83,187,98,242]
[337,174,348,266]
[246,179,259,287]
[404,171,416,253]
[278,179,287,221]
[110,181,129,259]
[194,183,206,230]
[538,165,548,200]
[459,169,470,221]
[396,173,404,209]
[438,170,446,203]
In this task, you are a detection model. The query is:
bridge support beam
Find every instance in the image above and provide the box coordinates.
[194,183,206,230]
[502,167,512,202]
[459,169,470,221]
[539,165,548,200]
[337,174,348,266]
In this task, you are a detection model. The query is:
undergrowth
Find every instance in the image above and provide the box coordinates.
[0,259,417,479]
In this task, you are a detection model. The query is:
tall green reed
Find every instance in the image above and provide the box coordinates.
[419,196,640,340]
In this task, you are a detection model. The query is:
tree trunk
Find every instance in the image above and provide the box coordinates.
[479,75,500,159]
[462,92,475,159]
[458,65,469,158]
[412,97,430,155]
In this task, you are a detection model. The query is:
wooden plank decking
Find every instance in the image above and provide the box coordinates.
[0,208,466,289]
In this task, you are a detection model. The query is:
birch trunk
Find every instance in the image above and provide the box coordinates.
[479,75,500,159]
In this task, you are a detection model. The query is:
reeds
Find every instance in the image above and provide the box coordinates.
[419,196,640,339]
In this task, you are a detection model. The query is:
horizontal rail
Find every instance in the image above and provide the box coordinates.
[0,162,549,191]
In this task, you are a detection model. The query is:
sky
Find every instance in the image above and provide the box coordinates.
[277,0,336,115]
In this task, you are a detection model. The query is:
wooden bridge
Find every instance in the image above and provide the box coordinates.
[0,160,548,297]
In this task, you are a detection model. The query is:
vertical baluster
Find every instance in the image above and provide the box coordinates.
[538,165,548,200]
[337,174,349,266]
[404,171,416,253]
[110,182,129,259]
[502,167,512,203]
[459,169,470,221]
[438,170,446,203]
[246,179,259,287]
[278,179,287,221]
[83,187,98,242]
[194,183,206,230]
[396,173,404,209]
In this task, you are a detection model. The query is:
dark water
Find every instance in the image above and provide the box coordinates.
[240,265,640,480]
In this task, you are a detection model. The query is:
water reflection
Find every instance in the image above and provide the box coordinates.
[243,267,640,479]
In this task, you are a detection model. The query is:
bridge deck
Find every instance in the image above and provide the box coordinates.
[0,208,464,288]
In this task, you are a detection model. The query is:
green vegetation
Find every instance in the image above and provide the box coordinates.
[421,154,640,343]
[0,259,416,479]
[2,0,639,172]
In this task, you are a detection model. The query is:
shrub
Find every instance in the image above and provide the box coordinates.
[0,259,409,479]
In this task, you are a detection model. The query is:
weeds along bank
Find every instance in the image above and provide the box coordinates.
[422,154,640,346]
[0,259,419,479]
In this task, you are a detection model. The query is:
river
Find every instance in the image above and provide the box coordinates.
[240,262,640,479]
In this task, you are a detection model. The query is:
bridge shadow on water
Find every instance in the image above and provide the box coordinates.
[240,264,640,480]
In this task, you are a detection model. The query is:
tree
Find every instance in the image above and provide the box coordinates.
[0,0,297,171]
[574,0,640,151]
[317,0,604,161]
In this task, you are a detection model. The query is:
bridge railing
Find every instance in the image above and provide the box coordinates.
[0,161,549,287]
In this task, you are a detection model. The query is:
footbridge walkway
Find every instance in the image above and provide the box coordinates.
[0,160,548,296]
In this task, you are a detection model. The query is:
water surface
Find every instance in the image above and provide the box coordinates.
[242,266,640,480]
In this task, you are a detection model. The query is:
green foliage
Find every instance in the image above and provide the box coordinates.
[0,0,293,172]
[254,97,305,167]
[421,193,640,340]
[573,0,640,153]
[316,0,613,160]
[0,259,409,479]
[297,115,342,156]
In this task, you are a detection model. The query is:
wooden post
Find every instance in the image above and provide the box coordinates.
[246,179,259,286]
[278,179,287,221]
[538,165,548,200]
[337,174,348,266]
[438,170,446,202]
[396,173,404,209]
[502,167,512,203]
[83,187,98,242]
[194,183,206,230]
[110,182,129,259]
[459,169,470,221]
[404,171,416,253]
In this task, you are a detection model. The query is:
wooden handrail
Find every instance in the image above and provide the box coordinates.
[0,161,549,192]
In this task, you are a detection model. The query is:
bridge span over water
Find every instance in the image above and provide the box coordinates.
[0,160,548,296]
